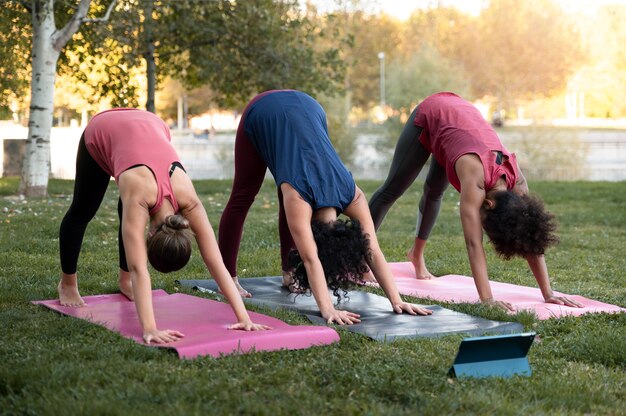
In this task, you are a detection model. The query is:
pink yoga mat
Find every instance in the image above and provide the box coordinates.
[387,262,626,320]
[33,290,339,359]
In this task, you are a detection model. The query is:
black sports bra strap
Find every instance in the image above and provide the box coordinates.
[169,161,185,177]
[494,151,503,165]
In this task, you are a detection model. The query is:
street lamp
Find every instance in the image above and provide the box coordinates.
[377,51,386,108]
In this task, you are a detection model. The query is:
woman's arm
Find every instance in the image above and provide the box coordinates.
[281,184,361,324]
[511,167,582,307]
[512,165,529,196]
[120,194,185,343]
[178,181,271,330]
[525,251,584,308]
[344,187,432,316]
[456,156,514,311]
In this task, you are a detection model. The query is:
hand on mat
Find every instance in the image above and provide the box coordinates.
[392,302,433,316]
[323,308,361,325]
[545,295,585,308]
[229,321,272,331]
[483,298,515,312]
[143,329,185,344]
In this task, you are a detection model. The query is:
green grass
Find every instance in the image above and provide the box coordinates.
[1,178,625,415]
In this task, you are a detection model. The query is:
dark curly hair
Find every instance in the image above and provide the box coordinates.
[481,191,559,260]
[147,214,193,273]
[287,219,372,301]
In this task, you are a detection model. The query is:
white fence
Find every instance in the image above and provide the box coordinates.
[1,125,626,181]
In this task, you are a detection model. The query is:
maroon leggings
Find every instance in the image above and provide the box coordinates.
[218,118,295,277]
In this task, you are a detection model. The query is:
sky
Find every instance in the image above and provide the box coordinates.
[307,0,626,19]
[379,0,626,18]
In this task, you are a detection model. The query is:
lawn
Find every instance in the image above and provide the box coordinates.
[1,178,624,415]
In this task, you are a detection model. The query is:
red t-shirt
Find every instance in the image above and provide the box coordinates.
[84,108,180,215]
[414,92,518,192]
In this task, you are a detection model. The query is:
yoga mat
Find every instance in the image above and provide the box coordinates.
[388,262,626,320]
[33,289,339,359]
[177,277,523,341]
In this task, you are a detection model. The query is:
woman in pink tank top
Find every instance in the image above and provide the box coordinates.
[58,109,269,344]
[369,93,583,311]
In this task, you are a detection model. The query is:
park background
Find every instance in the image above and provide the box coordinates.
[1,0,626,189]
[1,1,625,415]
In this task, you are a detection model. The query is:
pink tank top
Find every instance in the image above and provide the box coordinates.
[84,108,180,215]
[414,92,518,192]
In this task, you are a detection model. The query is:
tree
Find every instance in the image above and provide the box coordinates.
[170,0,345,108]
[453,0,584,108]
[7,0,345,196]
[575,4,626,118]
[385,47,470,114]
[10,0,116,197]
[77,0,346,112]
[317,9,402,111]
[0,3,31,115]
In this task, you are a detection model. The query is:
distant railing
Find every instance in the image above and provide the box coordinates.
[1,126,625,182]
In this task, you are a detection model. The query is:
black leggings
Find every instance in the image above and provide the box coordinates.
[369,106,450,240]
[59,135,128,274]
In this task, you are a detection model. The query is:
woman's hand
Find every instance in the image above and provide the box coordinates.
[322,308,361,325]
[482,298,515,312]
[229,321,272,331]
[545,295,584,308]
[143,329,185,344]
[392,302,433,316]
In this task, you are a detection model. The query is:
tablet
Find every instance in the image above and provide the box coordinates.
[449,332,536,378]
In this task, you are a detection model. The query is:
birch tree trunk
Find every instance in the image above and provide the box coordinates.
[19,0,114,196]
[19,0,60,196]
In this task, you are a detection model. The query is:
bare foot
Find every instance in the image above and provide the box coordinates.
[361,269,378,286]
[282,272,307,293]
[58,275,85,307]
[119,274,134,301]
[406,247,435,280]
[233,276,252,298]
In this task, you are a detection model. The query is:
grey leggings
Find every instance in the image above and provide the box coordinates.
[369,106,450,240]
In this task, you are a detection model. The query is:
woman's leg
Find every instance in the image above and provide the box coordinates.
[416,160,449,240]
[218,124,267,285]
[116,198,134,300]
[368,106,431,230]
[117,198,128,272]
[58,134,110,305]
[407,159,449,279]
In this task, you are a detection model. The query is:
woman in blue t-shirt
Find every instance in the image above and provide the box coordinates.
[219,90,432,324]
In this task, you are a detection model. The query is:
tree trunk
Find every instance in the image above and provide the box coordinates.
[19,0,60,197]
[18,0,109,196]
[143,0,156,113]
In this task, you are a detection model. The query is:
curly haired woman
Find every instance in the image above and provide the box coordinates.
[218,90,432,325]
[369,92,583,311]
[59,109,270,344]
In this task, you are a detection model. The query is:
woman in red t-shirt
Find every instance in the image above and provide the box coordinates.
[58,109,270,344]
[369,92,583,311]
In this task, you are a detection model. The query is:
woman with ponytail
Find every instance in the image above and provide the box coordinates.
[58,109,270,344]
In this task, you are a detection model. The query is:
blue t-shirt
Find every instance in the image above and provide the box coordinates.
[243,90,355,212]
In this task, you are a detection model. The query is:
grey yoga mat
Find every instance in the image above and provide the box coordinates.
[176,277,523,341]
